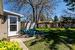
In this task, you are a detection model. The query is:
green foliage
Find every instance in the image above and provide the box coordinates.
[20,29,26,35]
[0,41,23,50]
[72,44,75,50]
[54,16,59,22]
[25,39,50,50]
[36,28,65,32]
[25,38,75,50]
[35,28,75,50]
[36,28,75,31]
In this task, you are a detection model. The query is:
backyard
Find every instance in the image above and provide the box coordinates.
[1,0,75,50]
[24,28,75,50]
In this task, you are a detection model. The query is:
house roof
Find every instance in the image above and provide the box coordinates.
[3,9,24,17]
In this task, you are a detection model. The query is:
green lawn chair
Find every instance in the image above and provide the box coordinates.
[20,22,31,35]
[26,22,36,36]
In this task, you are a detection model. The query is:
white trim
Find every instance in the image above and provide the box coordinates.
[3,9,24,17]
[8,16,9,36]
[8,15,18,36]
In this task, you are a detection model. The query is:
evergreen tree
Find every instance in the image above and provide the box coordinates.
[54,15,59,22]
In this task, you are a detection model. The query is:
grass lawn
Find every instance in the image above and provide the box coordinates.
[24,28,75,50]
[36,28,75,31]
[24,39,75,50]
[24,39,50,50]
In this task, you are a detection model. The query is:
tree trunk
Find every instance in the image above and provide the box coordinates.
[32,7,36,22]
[35,6,39,28]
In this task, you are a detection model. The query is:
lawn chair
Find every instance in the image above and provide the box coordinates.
[21,22,41,37]
[25,22,31,31]
[20,22,31,35]
[26,22,36,36]
[27,22,45,37]
[23,22,31,32]
[30,22,35,29]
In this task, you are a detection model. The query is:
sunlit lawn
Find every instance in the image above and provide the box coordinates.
[24,39,75,50]
[36,28,75,31]
[25,28,75,50]
[24,39,50,50]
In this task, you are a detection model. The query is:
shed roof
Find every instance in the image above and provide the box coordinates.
[3,9,24,17]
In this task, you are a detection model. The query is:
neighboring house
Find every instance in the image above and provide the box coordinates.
[0,0,23,39]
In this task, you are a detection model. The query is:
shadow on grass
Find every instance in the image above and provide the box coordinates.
[30,28,75,50]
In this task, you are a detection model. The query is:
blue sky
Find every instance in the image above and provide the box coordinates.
[54,0,67,16]
[3,0,68,18]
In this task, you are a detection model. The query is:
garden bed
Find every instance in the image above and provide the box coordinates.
[0,41,23,50]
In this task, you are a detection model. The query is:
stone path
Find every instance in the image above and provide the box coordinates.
[10,37,35,50]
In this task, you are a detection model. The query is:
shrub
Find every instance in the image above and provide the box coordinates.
[72,44,75,50]
[0,41,23,50]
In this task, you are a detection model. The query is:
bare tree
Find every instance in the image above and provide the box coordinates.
[5,0,57,28]
[64,0,75,11]
[6,0,56,21]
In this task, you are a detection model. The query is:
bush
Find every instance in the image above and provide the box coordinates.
[72,44,75,50]
[0,41,23,50]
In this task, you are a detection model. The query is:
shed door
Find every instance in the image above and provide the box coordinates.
[8,16,18,36]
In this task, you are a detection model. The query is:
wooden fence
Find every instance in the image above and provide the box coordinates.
[21,22,75,28]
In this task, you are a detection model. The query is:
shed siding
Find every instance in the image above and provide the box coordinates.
[0,0,3,15]
[0,17,7,34]
[0,16,8,40]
